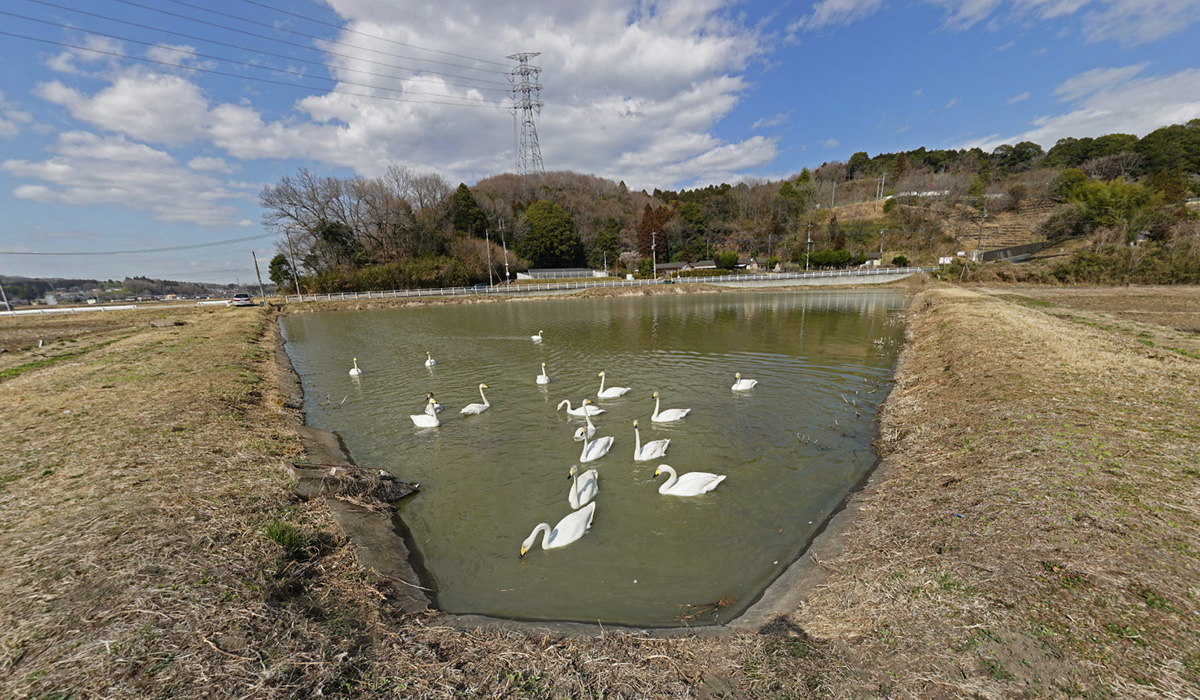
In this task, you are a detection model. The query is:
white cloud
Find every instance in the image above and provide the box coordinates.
[0,91,33,139]
[791,0,1200,45]
[1053,63,1146,101]
[2,132,251,226]
[793,0,887,30]
[35,70,211,146]
[962,67,1200,151]
[945,97,960,108]
[751,112,791,129]
[21,0,774,192]
[188,156,237,173]
[821,138,840,147]
[1007,91,1031,104]
[1078,0,1200,45]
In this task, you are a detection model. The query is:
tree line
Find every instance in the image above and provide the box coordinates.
[262,120,1200,293]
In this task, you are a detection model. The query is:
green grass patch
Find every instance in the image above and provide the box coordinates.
[0,336,130,382]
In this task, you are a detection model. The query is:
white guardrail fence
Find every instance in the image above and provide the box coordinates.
[283,267,929,303]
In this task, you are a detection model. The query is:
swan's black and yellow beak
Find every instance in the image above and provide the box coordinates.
[519,547,527,558]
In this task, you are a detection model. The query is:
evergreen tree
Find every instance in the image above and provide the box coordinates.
[518,200,584,268]
[449,183,487,236]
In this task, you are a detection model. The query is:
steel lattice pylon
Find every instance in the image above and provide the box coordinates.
[508,52,544,176]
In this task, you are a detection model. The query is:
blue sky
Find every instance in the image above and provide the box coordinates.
[1,0,1198,284]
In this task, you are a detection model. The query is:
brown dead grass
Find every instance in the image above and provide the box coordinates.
[1,283,1197,698]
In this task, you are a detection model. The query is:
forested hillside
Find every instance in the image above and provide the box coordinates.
[260,120,1200,293]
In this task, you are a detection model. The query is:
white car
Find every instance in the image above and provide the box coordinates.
[231,293,255,307]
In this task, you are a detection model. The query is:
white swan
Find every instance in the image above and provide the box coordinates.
[425,392,443,414]
[460,383,490,414]
[410,398,440,427]
[653,464,725,497]
[597,371,631,399]
[633,420,670,461]
[567,465,598,509]
[732,372,757,391]
[531,330,543,342]
[650,391,691,422]
[519,501,596,557]
[579,428,614,463]
[557,399,605,417]
[424,351,436,367]
[348,357,362,377]
[572,406,597,442]
[536,362,550,385]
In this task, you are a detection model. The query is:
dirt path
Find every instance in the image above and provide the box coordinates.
[1,285,1197,698]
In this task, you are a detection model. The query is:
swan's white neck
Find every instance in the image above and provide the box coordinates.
[657,465,677,491]
[526,523,551,551]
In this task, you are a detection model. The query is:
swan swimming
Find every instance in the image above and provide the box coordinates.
[653,464,725,497]
[567,465,598,509]
[425,392,443,414]
[424,351,437,367]
[519,501,596,557]
[633,420,670,461]
[348,357,362,377]
[572,405,597,441]
[650,391,691,422]
[557,399,605,417]
[536,362,550,385]
[460,383,490,414]
[579,427,614,463]
[531,330,543,342]
[410,398,440,427]
[731,372,757,391]
[596,371,631,399]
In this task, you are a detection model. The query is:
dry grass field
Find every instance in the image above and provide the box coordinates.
[1,283,1197,698]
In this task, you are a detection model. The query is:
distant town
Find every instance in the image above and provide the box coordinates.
[0,275,275,310]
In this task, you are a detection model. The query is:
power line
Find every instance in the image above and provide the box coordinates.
[6,7,509,94]
[113,0,507,80]
[237,0,510,68]
[0,232,277,256]
[25,0,511,89]
[0,30,508,109]
[3,12,508,101]
[344,0,522,58]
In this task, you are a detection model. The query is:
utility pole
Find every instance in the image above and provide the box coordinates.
[831,181,837,209]
[251,251,267,303]
[485,228,494,286]
[975,201,988,262]
[500,221,511,283]
[508,53,544,176]
[805,223,812,271]
[651,231,658,279]
[875,173,886,212]
[283,229,303,301]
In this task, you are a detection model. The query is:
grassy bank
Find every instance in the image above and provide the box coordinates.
[1,286,1196,698]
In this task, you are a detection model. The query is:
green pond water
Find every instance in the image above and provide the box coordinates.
[280,289,905,626]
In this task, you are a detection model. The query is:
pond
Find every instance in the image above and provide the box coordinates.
[280,289,905,626]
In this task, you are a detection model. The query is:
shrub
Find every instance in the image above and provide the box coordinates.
[891,255,910,267]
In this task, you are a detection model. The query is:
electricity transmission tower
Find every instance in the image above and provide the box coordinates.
[508,52,544,176]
